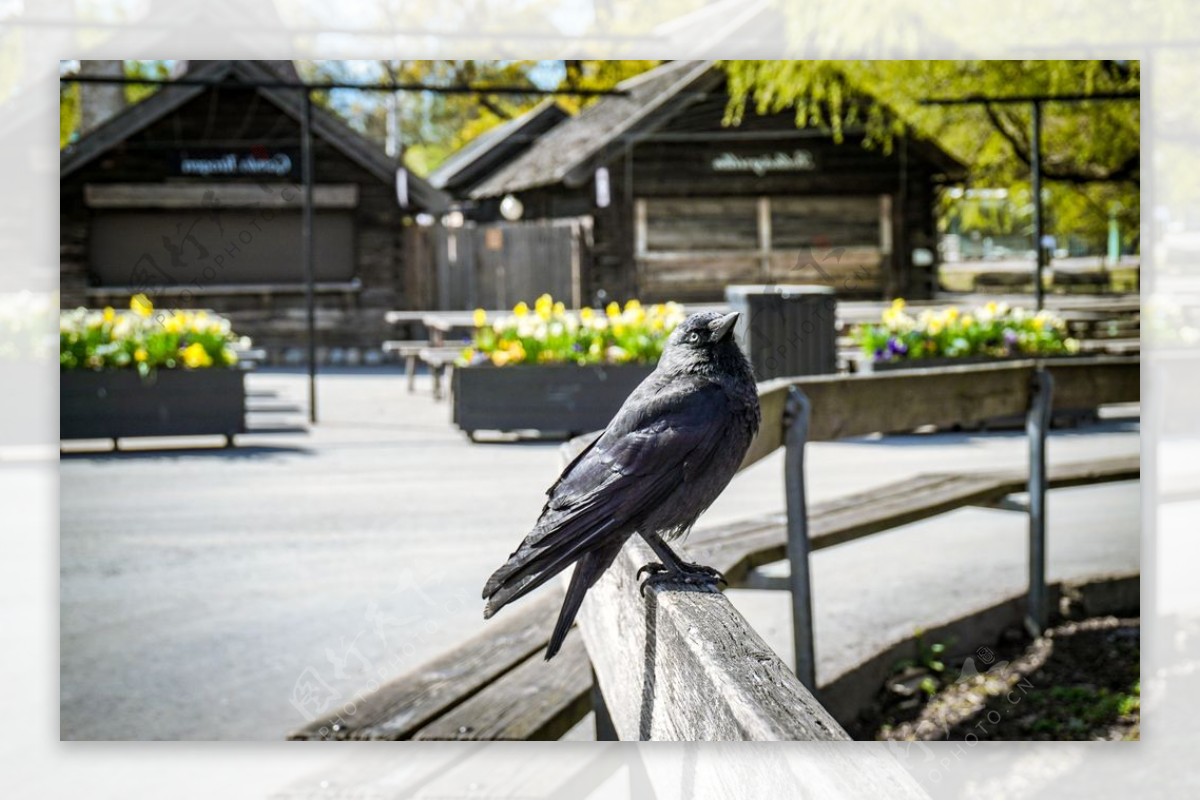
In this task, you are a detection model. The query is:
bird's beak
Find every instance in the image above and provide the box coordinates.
[710,311,740,342]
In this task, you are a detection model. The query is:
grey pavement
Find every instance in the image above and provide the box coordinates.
[58,367,1140,740]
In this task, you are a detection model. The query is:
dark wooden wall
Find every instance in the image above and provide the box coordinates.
[473,87,949,304]
[60,82,418,362]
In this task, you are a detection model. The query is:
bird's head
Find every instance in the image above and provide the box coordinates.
[659,311,749,376]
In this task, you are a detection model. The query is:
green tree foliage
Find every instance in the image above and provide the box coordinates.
[60,60,175,148]
[302,60,658,175]
[721,60,1140,251]
[59,79,79,149]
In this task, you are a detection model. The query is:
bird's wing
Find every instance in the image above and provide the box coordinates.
[482,377,731,614]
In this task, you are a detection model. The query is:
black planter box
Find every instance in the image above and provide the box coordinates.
[60,368,247,443]
[452,363,655,438]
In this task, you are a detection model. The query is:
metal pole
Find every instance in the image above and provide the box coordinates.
[784,386,816,691]
[300,90,317,424]
[1031,100,1046,311]
[1025,367,1054,635]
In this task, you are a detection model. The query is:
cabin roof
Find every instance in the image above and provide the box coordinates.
[468,60,968,199]
[60,60,451,213]
[428,99,569,194]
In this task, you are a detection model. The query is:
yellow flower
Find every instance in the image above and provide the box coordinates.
[945,306,959,322]
[164,313,184,335]
[513,301,530,318]
[130,294,153,317]
[580,307,595,322]
[552,301,566,317]
[625,299,642,312]
[605,301,621,318]
[102,307,115,324]
[181,342,212,369]
[891,297,906,311]
[492,340,525,366]
[535,294,553,320]
[133,347,148,362]
[473,308,487,327]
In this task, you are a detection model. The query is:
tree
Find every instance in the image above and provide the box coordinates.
[720,60,1141,251]
[60,60,176,148]
[302,60,658,176]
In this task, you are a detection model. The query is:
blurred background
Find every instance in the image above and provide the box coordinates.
[0,0,1195,798]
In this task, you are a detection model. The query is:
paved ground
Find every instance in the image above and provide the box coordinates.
[58,367,1140,740]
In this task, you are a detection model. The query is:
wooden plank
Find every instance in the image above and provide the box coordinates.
[84,182,359,209]
[412,635,592,741]
[689,455,1140,585]
[742,358,1140,470]
[289,587,564,740]
[86,281,361,297]
[578,535,855,741]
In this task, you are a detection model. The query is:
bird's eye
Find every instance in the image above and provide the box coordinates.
[687,332,702,344]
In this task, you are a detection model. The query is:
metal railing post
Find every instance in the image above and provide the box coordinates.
[1026,367,1054,635]
[784,386,816,691]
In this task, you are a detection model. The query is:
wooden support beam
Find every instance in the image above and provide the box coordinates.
[577,535,852,741]
[84,182,359,209]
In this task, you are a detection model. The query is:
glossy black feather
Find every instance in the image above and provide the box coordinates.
[481,311,761,657]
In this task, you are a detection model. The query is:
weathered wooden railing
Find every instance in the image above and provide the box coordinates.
[573,356,1139,745]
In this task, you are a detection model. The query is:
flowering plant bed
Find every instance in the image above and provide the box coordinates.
[61,294,245,375]
[452,295,679,438]
[853,299,1080,369]
[60,295,248,443]
[460,295,686,367]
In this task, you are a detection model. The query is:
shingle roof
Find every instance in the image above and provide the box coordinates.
[467,60,968,199]
[469,61,717,199]
[60,60,450,213]
[429,100,569,193]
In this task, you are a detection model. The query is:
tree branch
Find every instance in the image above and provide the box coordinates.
[984,102,1138,184]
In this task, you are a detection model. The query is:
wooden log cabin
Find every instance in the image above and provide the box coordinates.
[461,61,967,304]
[59,60,450,363]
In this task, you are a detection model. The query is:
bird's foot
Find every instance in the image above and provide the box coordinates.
[637,561,726,596]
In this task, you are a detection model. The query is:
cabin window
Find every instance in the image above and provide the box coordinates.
[635,195,891,301]
[641,197,758,252]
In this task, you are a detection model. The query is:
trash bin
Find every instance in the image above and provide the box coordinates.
[724,285,837,381]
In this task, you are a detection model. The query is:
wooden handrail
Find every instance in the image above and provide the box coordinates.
[743,356,1138,469]
[574,357,1138,746]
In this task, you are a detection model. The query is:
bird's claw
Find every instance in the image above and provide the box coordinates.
[638,561,726,597]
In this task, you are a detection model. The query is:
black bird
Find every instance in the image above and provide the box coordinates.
[481,311,761,659]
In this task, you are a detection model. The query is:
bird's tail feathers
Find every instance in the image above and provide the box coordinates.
[544,540,621,660]
[482,511,618,618]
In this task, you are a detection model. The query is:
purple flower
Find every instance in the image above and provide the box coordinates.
[886,336,908,357]
[874,347,886,361]
[1003,329,1018,346]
